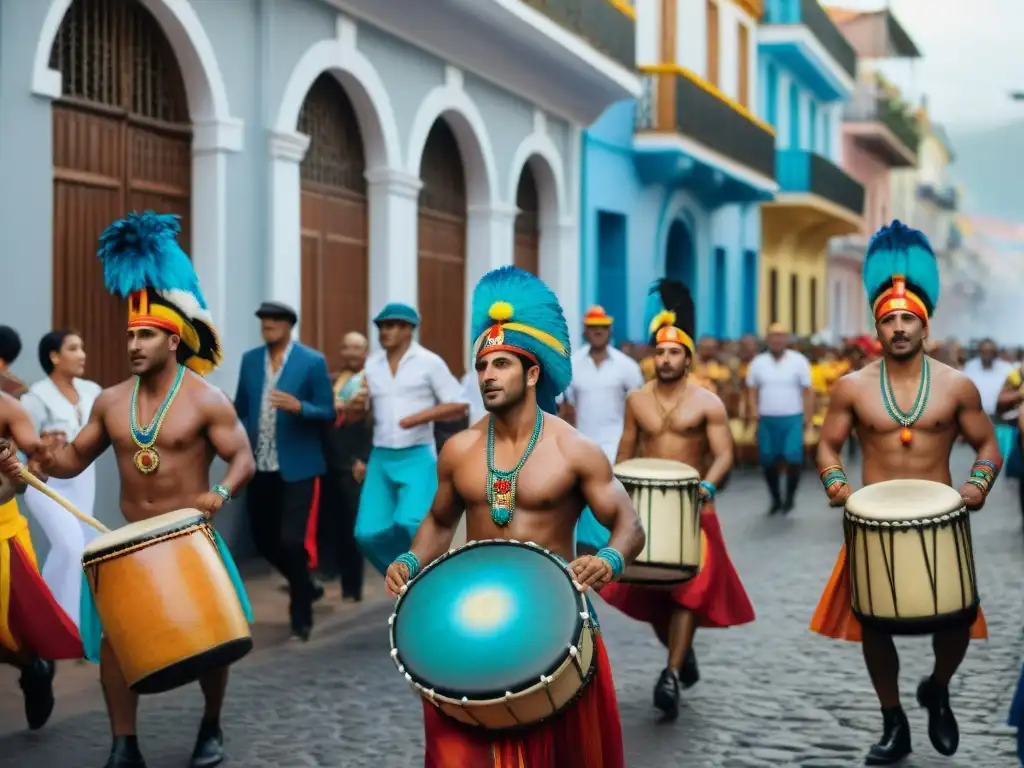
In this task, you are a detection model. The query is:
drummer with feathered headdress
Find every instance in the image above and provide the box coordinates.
[598,279,755,720]
[0,211,257,767]
[809,220,1000,764]
[383,266,644,768]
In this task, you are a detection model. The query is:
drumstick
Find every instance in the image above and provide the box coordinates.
[0,439,110,534]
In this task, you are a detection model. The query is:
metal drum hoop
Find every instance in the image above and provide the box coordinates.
[617,476,700,490]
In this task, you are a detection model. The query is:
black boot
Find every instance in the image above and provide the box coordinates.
[678,648,700,689]
[916,676,959,756]
[653,667,680,718]
[764,468,782,514]
[104,736,146,768]
[782,467,801,513]
[865,706,912,765]
[190,719,225,768]
[19,658,55,731]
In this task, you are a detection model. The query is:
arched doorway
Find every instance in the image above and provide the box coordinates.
[298,73,369,370]
[50,0,192,386]
[665,219,696,292]
[514,163,540,275]
[417,120,466,377]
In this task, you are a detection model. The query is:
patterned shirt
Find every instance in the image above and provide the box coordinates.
[256,342,293,472]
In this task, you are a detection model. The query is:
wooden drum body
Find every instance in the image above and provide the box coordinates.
[614,458,702,585]
[390,540,596,731]
[844,480,979,635]
[81,509,253,694]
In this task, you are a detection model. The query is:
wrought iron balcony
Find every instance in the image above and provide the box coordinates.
[762,0,857,80]
[635,68,775,181]
[917,182,958,211]
[520,0,636,70]
[777,149,865,216]
[843,87,920,166]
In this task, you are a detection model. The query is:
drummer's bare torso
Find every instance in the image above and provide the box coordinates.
[835,359,970,486]
[447,415,589,563]
[94,375,221,523]
[623,381,721,475]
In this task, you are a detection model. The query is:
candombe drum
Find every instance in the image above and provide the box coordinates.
[389,539,596,730]
[843,479,979,634]
[81,508,253,693]
[613,458,702,584]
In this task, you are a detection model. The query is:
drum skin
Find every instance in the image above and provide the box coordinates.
[390,540,595,731]
[82,510,253,694]
[844,480,979,635]
[615,458,702,585]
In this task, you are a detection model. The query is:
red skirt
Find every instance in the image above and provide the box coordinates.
[422,633,624,768]
[600,505,755,645]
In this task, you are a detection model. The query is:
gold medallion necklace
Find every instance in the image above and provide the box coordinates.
[129,365,185,474]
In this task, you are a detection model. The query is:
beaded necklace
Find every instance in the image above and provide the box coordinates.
[486,408,544,527]
[880,356,931,446]
[130,364,186,474]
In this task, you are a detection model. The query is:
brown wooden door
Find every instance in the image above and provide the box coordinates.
[514,164,540,276]
[298,74,369,372]
[417,121,466,377]
[50,0,192,387]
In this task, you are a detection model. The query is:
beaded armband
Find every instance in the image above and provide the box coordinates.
[967,459,998,495]
[211,484,232,503]
[700,480,717,500]
[819,464,848,490]
[595,547,625,580]
[393,552,421,580]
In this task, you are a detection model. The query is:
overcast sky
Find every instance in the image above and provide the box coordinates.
[838,0,1024,129]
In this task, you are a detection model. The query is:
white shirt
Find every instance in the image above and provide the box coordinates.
[461,371,487,426]
[963,357,1014,416]
[21,377,102,441]
[746,350,811,417]
[565,347,645,462]
[365,343,467,450]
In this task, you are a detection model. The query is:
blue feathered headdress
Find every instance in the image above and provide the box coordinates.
[97,211,221,376]
[470,266,571,414]
[863,220,939,323]
[643,279,695,355]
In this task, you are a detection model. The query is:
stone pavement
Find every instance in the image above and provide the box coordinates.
[2,453,1023,767]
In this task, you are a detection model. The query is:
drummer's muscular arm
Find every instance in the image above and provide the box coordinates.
[202,387,256,495]
[46,391,113,479]
[955,376,1001,472]
[409,432,469,564]
[1,393,42,456]
[816,377,855,472]
[614,393,640,464]
[703,395,733,488]
[570,435,645,564]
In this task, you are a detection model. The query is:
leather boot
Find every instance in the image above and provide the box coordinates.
[865,706,912,765]
[19,658,55,731]
[917,676,959,756]
[190,719,225,768]
[653,668,680,719]
[103,736,146,768]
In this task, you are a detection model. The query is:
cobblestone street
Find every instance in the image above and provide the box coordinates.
[2,453,1023,767]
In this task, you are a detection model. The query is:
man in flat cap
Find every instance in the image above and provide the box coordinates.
[235,302,335,640]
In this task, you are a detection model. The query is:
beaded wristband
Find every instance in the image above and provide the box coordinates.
[700,480,717,500]
[211,484,231,502]
[966,477,989,494]
[595,547,625,580]
[819,465,848,490]
[394,552,421,580]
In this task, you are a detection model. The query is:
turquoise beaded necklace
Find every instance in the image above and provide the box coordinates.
[486,408,544,527]
[129,364,186,473]
[880,356,931,446]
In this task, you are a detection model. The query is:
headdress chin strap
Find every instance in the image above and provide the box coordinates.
[872,275,930,324]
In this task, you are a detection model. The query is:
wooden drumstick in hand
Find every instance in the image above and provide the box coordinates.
[0,438,109,533]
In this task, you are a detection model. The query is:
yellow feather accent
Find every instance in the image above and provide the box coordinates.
[648,310,677,335]
[489,301,514,322]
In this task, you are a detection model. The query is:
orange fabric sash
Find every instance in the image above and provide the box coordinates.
[809,543,988,641]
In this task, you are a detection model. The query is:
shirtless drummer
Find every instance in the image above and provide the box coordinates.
[385,265,646,767]
[810,221,1000,765]
[599,279,755,719]
[0,212,256,768]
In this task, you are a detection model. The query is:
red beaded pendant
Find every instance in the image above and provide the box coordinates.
[900,428,913,445]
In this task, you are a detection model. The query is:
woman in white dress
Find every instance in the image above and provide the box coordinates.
[20,330,102,628]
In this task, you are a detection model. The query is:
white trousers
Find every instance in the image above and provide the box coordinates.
[23,466,98,628]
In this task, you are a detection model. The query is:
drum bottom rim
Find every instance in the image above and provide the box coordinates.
[129,636,253,695]
[854,603,979,637]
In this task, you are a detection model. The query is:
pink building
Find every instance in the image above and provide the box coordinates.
[825,8,921,336]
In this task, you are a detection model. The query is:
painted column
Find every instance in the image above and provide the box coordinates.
[366,167,422,334]
[265,129,310,337]
[465,203,518,334]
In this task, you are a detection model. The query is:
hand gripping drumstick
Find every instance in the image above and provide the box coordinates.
[0,438,110,534]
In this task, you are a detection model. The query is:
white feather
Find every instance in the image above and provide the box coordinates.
[158,289,212,324]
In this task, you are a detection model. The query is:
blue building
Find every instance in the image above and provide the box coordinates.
[580,0,777,342]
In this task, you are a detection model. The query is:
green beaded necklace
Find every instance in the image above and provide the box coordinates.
[880,356,931,446]
[486,408,544,527]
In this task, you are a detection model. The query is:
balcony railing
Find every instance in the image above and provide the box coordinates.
[521,0,636,70]
[777,149,865,215]
[636,68,776,180]
[763,0,856,79]
[844,93,920,155]
[917,182,958,211]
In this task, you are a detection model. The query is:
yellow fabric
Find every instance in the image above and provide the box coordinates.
[641,357,655,382]
[333,371,354,399]
[1006,367,1022,388]
[0,499,37,653]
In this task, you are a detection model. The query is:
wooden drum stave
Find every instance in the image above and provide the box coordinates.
[614,458,702,585]
[844,480,979,635]
[390,539,596,731]
[81,508,253,694]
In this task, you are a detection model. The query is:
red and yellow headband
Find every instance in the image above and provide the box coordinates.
[128,289,201,354]
[648,310,695,356]
[473,300,567,366]
[872,275,929,324]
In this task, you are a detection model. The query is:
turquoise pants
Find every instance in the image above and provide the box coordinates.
[355,445,437,575]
